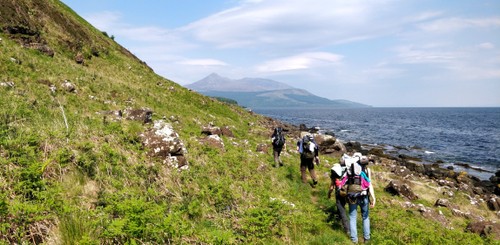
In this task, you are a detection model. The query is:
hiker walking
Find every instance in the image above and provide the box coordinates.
[296,134,319,186]
[328,161,350,235]
[271,127,286,167]
[344,154,376,243]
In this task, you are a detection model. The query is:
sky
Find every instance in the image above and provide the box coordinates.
[60,0,500,107]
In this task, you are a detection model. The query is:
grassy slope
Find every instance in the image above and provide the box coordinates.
[0,0,497,244]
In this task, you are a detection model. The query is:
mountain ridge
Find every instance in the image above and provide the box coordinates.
[186,73,370,109]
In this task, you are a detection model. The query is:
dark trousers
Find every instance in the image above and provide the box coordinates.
[336,192,350,235]
[300,156,317,183]
[273,147,283,167]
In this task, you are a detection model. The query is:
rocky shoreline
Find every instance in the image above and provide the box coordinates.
[261,118,500,239]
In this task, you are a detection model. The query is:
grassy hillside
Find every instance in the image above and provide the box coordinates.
[0,0,497,244]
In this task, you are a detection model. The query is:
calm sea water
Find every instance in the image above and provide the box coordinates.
[254,107,500,180]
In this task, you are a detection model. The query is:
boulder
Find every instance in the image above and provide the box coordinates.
[384,180,418,201]
[315,134,345,155]
[434,198,450,207]
[100,110,123,122]
[486,195,500,211]
[0,81,14,88]
[344,141,362,153]
[466,221,500,240]
[124,108,153,124]
[256,143,268,153]
[391,165,413,178]
[75,53,84,64]
[201,125,222,136]
[401,160,425,174]
[417,204,449,227]
[200,135,225,151]
[61,80,76,93]
[221,126,234,137]
[140,120,188,168]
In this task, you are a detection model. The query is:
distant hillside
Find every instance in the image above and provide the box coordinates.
[186,73,370,109]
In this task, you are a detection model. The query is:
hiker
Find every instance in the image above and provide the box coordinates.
[344,154,376,244]
[271,127,286,167]
[328,161,350,235]
[296,134,319,186]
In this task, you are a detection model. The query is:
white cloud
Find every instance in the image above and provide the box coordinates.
[478,42,495,49]
[408,11,443,22]
[394,45,460,64]
[417,17,500,32]
[183,0,395,49]
[85,11,122,30]
[177,59,228,66]
[256,52,343,72]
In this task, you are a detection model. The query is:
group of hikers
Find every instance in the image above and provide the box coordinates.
[271,127,376,244]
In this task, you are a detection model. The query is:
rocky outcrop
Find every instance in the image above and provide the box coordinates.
[123,108,153,124]
[199,135,225,151]
[466,221,500,240]
[140,120,188,169]
[202,125,222,136]
[384,180,418,201]
[486,195,500,211]
[61,80,76,93]
[201,124,234,138]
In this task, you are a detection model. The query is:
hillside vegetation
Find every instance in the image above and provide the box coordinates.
[0,0,497,244]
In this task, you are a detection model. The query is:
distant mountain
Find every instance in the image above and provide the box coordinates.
[186,73,370,109]
[187,73,294,92]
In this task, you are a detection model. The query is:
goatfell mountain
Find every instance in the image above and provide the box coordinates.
[186,73,369,109]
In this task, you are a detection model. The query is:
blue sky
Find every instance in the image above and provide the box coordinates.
[60,0,500,107]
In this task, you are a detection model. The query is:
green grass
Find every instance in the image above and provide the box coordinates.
[0,0,497,243]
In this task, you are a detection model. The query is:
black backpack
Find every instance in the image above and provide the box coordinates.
[301,135,315,159]
[273,127,285,147]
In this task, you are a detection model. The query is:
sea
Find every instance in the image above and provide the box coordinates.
[254,107,500,180]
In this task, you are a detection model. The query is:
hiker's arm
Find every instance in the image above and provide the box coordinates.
[328,180,334,199]
[368,169,376,207]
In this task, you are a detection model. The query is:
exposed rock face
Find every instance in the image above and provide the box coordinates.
[140,120,188,168]
[384,180,418,201]
[24,42,54,57]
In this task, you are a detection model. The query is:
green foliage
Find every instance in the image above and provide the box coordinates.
[0,0,496,243]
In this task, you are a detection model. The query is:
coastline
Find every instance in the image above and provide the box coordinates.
[254,107,500,181]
